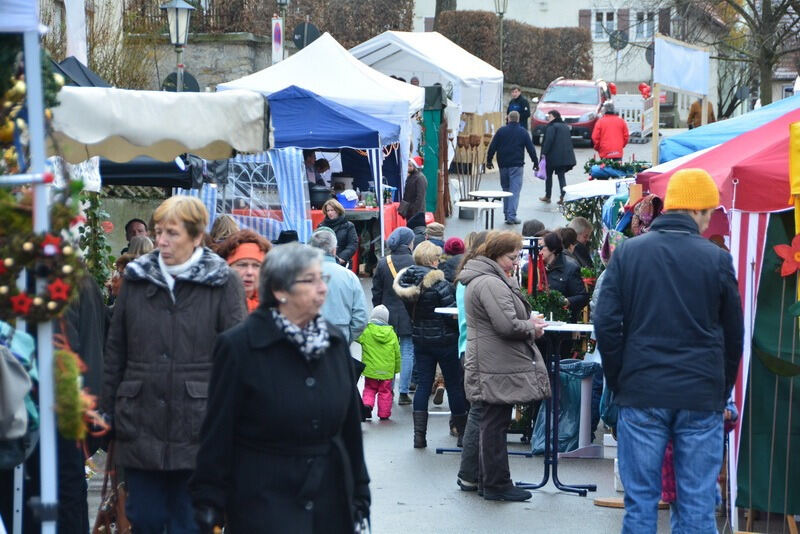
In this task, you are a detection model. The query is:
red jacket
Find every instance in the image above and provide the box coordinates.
[591,114,629,159]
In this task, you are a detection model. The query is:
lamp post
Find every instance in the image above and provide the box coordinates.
[277,0,289,59]
[160,0,195,92]
[493,0,508,72]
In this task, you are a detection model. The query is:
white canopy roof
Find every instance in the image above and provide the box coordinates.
[0,0,39,33]
[51,87,267,163]
[350,31,503,115]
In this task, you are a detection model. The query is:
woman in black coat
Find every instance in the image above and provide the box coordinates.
[372,227,416,403]
[319,198,358,267]
[541,231,589,322]
[190,243,370,534]
[539,110,577,204]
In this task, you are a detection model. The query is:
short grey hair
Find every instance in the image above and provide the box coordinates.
[568,217,593,235]
[259,243,323,307]
[308,229,337,256]
[508,110,520,122]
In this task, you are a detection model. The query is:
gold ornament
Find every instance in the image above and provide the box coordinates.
[62,245,73,256]
[0,119,13,143]
[47,301,58,310]
[0,286,8,295]
[53,74,65,88]
[22,241,34,252]
[62,264,73,274]
[3,257,13,267]
[33,297,43,306]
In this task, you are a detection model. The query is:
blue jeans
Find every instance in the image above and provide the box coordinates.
[499,166,523,221]
[398,335,414,393]
[412,343,467,415]
[125,468,199,534]
[617,406,723,534]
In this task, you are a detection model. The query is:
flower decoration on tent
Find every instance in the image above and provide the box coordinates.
[773,234,800,277]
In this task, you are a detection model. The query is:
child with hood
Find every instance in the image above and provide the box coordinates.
[358,305,401,420]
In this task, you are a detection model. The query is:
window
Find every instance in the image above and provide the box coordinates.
[635,11,655,40]
[541,85,600,105]
[783,85,795,99]
[594,10,615,40]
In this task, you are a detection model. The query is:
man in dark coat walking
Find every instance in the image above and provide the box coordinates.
[399,156,427,221]
[373,227,416,404]
[486,110,538,225]
[506,86,531,131]
[594,168,743,534]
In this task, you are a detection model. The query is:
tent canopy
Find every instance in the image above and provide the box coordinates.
[51,56,110,88]
[640,107,800,213]
[51,86,267,163]
[659,93,800,162]
[268,85,400,149]
[350,31,503,114]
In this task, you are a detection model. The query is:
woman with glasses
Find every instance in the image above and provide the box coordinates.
[190,243,370,534]
[458,230,550,502]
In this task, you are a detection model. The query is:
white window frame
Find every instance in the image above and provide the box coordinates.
[634,10,656,41]
[593,9,616,41]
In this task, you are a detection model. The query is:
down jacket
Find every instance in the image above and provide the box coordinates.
[102,248,247,471]
[393,265,458,347]
[458,256,551,405]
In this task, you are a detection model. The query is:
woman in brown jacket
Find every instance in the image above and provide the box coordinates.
[102,196,246,533]
[458,231,550,502]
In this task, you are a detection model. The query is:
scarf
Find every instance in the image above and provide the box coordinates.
[158,247,204,301]
[271,309,330,361]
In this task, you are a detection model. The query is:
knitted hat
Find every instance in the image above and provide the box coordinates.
[444,237,465,256]
[387,226,414,250]
[426,222,445,239]
[370,304,390,323]
[664,168,719,211]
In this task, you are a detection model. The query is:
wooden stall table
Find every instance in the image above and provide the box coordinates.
[468,190,513,229]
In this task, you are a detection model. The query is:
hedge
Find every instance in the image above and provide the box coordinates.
[437,10,593,90]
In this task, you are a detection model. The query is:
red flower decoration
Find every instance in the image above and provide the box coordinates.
[0,262,6,275]
[48,278,71,301]
[774,235,800,277]
[41,233,62,249]
[10,292,33,315]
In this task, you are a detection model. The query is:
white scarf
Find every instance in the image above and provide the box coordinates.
[158,246,204,301]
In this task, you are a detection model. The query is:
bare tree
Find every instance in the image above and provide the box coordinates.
[435,0,457,30]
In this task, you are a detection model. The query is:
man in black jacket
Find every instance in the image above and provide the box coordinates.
[594,168,743,534]
[506,86,530,131]
[486,111,538,225]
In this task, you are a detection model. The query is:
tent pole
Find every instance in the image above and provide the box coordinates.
[24,29,58,534]
[651,83,661,165]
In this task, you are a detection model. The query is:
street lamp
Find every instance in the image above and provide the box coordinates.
[493,0,508,72]
[276,0,290,60]
[160,0,195,92]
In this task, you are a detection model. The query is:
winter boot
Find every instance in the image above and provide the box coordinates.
[412,411,428,449]
[452,413,468,448]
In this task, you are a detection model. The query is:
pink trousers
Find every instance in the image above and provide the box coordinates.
[363,378,393,419]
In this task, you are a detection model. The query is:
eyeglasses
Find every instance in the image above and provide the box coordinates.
[505,253,521,263]
[294,274,331,286]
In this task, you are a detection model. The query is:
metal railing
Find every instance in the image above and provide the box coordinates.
[123,0,272,35]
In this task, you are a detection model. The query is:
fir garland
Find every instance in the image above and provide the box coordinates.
[521,288,571,323]
[582,157,652,176]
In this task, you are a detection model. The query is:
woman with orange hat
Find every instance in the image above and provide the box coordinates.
[216,229,272,312]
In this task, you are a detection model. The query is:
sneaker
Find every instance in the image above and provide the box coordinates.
[557,196,565,205]
[409,383,417,392]
[379,416,390,421]
[398,393,412,405]
[483,486,532,502]
[457,477,479,492]
[510,217,521,224]
[539,196,551,203]
[433,386,445,405]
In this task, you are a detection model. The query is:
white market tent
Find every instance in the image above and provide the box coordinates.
[218,32,424,181]
[350,31,503,115]
[50,87,268,164]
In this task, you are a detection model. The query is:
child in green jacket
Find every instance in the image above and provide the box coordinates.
[358,305,401,420]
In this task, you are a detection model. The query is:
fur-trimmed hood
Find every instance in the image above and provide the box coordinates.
[392,265,445,303]
[125,247,231,290]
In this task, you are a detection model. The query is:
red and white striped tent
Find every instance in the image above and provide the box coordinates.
[638,109,799,527]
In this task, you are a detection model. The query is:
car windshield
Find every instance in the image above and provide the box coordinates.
[541,85,599,105]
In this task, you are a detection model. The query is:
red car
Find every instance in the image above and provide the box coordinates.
[531,78,611,146]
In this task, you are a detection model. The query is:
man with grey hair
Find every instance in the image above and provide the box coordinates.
[309,228,368,343]
[568,216,594,268]
[486,110,538,225]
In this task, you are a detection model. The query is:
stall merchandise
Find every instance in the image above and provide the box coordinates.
[218,32,424,190]
[350,31,503,115]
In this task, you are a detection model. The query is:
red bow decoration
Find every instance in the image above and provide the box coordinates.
[774,234,800,277]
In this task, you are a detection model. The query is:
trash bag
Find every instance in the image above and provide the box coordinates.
[599,386,618,429]
[532,359,601,454]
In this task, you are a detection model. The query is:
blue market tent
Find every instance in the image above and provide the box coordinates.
[659,93,800,162]
[268,85,400,149]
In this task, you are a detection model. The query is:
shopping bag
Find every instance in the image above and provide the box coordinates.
[535,156,547,180]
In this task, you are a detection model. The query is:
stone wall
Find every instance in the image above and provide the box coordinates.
[135,32,275,91]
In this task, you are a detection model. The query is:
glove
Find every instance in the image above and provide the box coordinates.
[194,505,224,534]
[486,162,494,170]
